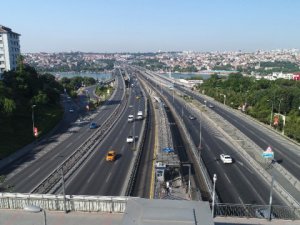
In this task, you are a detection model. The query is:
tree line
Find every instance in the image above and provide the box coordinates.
[197,73,300,142]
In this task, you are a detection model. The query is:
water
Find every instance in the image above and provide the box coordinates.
[55,72,111,80]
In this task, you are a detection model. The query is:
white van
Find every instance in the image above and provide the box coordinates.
[137,111,143,120]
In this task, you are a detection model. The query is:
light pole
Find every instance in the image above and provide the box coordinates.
[220,94,226,105]
[267,99,274,126]
[182,164,191,198]
[198,109,202,160]
[268,159,276,221]
[212,174,217,217]
[32,105,36,137]
[61,168,67,213]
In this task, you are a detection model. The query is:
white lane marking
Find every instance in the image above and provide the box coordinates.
[224,173,231,185]
[105,172,112,183]
[65,142,73,149]
[87,171,96,184]
[238,197,244,204]
[28,168,40,178]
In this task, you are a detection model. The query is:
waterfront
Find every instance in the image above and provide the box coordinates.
[54,72,112,80]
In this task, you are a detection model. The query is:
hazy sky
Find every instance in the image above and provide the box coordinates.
[1,0,300,53]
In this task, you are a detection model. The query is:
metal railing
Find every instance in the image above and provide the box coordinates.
[214,203,300,220]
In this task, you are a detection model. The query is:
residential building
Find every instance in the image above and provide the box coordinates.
[0,25,21,74]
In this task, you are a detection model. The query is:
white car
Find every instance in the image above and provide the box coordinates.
[126,136,134,143]
[128,115,134,122]
[220,154,233,164]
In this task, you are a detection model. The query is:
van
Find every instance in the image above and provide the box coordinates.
[137,111,143,120]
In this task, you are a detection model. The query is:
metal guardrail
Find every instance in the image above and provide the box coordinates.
[214,203,300,220]
[32,70,128,194]
[125,99,149,196]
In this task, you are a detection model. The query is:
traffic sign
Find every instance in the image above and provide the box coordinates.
[262,146,274,158]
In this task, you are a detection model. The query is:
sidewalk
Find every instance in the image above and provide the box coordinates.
[0,209,122,225]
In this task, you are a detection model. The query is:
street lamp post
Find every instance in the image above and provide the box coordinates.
[212,174,217,217]
[61,168,67,213]
[198,109,202,160]
[220,94,226,105]
[268,159,276,221]
[182,164,191,198]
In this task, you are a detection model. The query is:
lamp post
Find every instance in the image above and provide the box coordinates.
[212,174,217,217]
[32,105,36,137]
[268,159,276,221]
[198,109,202,160]
[61,168,67,213]
[182,164,191,198]
[267,99,274,126]
[220,94,226,105]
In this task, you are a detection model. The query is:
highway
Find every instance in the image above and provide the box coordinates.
[64,73,147,195]
[0,70,125,193]
[174,84,300,182]
[138,69,285,205]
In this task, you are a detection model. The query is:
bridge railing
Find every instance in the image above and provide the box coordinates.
[0,193,128,213]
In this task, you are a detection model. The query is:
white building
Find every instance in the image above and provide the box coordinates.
[0,25,21,74]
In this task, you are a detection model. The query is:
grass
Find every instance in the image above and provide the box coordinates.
[0,104,63,159]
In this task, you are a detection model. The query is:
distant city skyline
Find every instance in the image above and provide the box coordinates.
[2,0,300,53]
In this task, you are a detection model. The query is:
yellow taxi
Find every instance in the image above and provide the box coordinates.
[106,151,116,161]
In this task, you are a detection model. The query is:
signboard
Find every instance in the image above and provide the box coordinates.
[262,146,274,159]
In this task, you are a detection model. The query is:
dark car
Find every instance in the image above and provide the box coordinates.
[89,122,98,129]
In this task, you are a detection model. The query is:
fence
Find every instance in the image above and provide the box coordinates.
[0,193,128,213]
[214,203,300,220]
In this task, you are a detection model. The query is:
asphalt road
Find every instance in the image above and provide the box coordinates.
[64,73,146,195]
[175,85,300,182]
[139,70,284,205]
[1,70,125,193]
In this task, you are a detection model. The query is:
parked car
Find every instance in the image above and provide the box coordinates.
[69,108,74,113]
[220,154,233,164]
[106,151,116,162]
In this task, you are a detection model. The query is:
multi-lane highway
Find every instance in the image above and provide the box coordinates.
[64,75,147,195]
[137,69,285,205]
[1,70,126,193]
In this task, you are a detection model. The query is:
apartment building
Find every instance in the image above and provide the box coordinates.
[0,25,21,74]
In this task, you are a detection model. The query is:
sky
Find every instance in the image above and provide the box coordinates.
[1,0,300,53]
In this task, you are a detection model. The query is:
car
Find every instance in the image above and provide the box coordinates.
[126,135,134,143]
[69,108,74,113]
[220,154,233,164]
[188,115,196,120]
[89,122,97,129]
[128,115,134,122]
[136,96,141,100]
[209,104,214,108]
[106,151,116,161]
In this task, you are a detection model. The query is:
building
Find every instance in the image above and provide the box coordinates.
[0,25,21,74]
